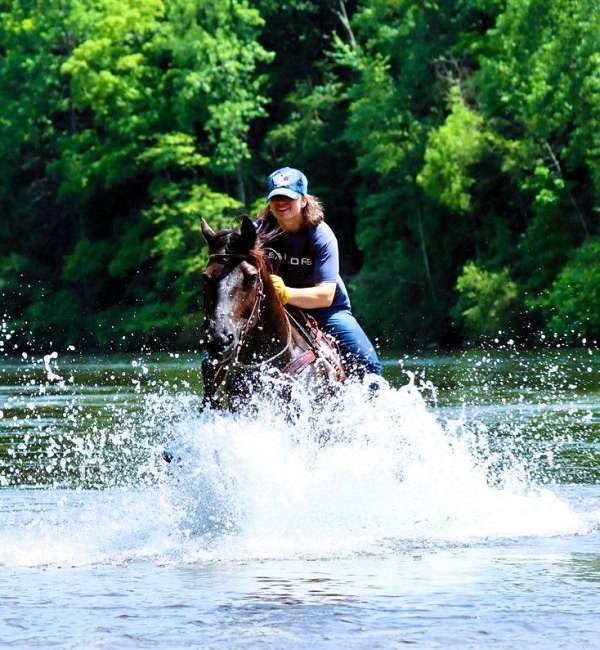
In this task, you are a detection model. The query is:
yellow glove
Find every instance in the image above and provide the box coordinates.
[270,274,290,304]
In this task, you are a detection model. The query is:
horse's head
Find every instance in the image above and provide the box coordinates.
[201,216,264,359]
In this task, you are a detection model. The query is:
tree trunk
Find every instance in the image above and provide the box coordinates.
[416,203,438,305]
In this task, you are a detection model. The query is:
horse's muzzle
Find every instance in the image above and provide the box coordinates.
[206,326,237,357]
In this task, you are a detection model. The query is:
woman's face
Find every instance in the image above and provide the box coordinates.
[268,195,307,232]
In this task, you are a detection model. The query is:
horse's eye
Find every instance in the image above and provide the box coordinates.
[243,271,258,288]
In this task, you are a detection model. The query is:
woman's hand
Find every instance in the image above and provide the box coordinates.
[270,274,290,304]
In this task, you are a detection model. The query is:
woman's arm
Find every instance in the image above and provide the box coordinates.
[285,223,339,308]
[287,282,336,309]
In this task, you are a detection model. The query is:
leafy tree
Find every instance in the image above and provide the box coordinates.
[541,237,600,339]
[453,262,519,338]
[342,0,599,344]
[476,0,600,292]
[0,0,78,316]
[252,1,362,271]
[1,0,598,350]
[334,0,503,345]
[1,0,271,348]
[417,87,485,213]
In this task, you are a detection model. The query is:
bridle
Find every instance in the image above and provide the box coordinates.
[205,252,292,393]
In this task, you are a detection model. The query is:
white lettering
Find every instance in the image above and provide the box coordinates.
[284,255,313,266]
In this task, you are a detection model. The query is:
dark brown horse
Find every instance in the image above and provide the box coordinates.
[200,216,345,409]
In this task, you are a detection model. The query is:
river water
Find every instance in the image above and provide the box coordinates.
[1,345,599,648]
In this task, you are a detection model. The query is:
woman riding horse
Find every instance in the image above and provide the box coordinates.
[200,167,381,408]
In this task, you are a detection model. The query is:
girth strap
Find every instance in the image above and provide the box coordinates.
[282,349,317,376]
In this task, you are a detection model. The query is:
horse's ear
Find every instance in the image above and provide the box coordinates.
[240,216,257,251]
[200,218,217,246]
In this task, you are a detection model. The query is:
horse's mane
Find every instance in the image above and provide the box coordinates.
[248,238,270,278]
[249,219,283,277]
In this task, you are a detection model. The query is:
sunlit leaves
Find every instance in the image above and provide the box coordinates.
[0,0,270,347]
[137,133,209,173]
[418,87,485,212]
[453,262,519,338]
[58,0,271,190]
[343,0,600,341]
[477,0,599,217]
[1,0,599,347]
[345,53,419,178]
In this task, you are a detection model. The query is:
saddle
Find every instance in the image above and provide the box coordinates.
[263,248,346,382]
[283,306,347,382]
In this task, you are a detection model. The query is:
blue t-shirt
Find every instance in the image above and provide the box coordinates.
[255,219,351,315]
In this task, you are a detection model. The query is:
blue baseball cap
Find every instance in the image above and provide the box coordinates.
[266,167,308,200]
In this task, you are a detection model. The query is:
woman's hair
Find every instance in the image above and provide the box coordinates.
[256,194,324,229]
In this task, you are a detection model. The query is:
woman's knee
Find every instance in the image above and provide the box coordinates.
[323,312,381,377]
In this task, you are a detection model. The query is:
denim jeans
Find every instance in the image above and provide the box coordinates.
[312,307,382,378]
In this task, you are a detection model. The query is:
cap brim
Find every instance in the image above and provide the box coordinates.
[267,188,301,200]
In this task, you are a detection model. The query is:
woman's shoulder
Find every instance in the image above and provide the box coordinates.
[308,221,336,245]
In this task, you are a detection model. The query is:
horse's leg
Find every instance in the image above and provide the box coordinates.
[201,354,224,410]
[227,372,257,414]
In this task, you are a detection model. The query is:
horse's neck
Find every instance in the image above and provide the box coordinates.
[239,276,292,364]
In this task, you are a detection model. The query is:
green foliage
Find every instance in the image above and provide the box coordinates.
[0,0,66,179]
[476,0,599,227]
[418,87,486,212]
[0,253,28,292]
[62,239,115,284]
[335,0,502,344]
[340,0,599,344]
[344,52,419,179]
[25,288,89,346]
[541,238,600,339]
[0,0,268,348]
[145,181,240,289]
[0,0,598,349]
[453,262,519,338]
[350,236,447,348]
[137,133,209,173]
[56,0,271,195]
[472,0,600,313]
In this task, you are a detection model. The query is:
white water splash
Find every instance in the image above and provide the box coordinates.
[0,374,597,568]
[43,351,63,383]
[161,378,592,561]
